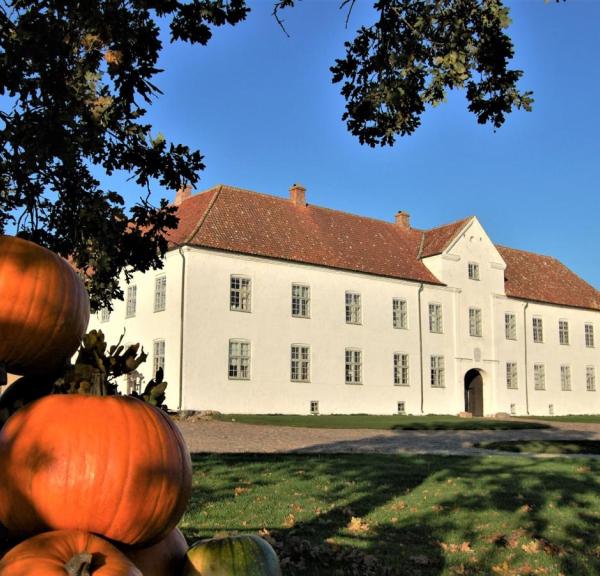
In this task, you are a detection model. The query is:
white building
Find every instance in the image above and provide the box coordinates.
[90,184,600,416]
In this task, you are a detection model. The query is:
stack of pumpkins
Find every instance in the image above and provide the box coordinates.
[0,236,281,575]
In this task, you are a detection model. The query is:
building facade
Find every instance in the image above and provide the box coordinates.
[90,184,600,416]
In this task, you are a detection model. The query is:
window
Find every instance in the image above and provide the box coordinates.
[100,308,110,323]
[559,320,569,345]
[548,404,554,416]
[392,298,408,329]
[534,364,545,391]
[560,365,571,391]
[345,292,361,324]
[310,401,319,415]
[585,323,595,348]
[152,339,165,376]
[125,285,137,318]
[345,349,362,384]
[510,403,516,416]
[586,366,596,392]
[393,353,409,386]
[397,401,406,415]
[505,313,516,340]
[229,339,250,379]
[506,362,518,389]
[291,345,310,382]
[291,284,310,318]
[153,275,166,312]
[430,355,445,388]
[532,316,543,343]
[469,308,482,337]
[468,262,480,281]
[429,303,443,333]
[230,276,251,312]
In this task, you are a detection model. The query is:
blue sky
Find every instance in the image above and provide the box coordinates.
[98,1,600,289]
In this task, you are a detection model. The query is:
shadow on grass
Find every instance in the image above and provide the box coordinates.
[186,452,600,576]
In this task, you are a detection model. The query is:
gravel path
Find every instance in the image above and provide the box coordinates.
[176,418,600,457]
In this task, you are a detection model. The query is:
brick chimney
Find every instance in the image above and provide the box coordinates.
[289,183,306,206]
[395,211,410,228]
[174,183,193,206]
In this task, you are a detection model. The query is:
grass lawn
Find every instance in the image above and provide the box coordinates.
[214,414,549,430]
[518,415,600,424]
[181,453,600,576]
[477,440,600,455]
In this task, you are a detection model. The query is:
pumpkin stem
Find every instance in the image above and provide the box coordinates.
[0,363,6,387]
[65,552,93,576]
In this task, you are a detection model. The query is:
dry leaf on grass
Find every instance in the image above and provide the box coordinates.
[347,516,370,533]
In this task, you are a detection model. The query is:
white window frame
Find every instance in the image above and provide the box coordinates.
[345,292,362,324]
[586,366,596,392]
[345,348,362,384]
[429,303,443,334]
[506,362,518,389]
[559,319,569,346]
[152,339,165,376]
[505,313,516,340]
[397,401,406,415]
[532,316,543,343]
[393,353,409,386]
[310,400,319,415]
[100,308,111,323]
[125,285,137,318]
[469,308,482,337]
[468,262,480,281]
[291,284,310,318]
[585,323,595,348]
[291,344,310,382]
[533,363,545,391]
[154,274,167,313]
[228,339,251,380]
[560,365,571,391]
[230,275,251,312]
[392,298,408,329]
[430,355,445,388]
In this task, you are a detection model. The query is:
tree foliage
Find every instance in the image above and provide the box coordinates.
[326,0,531,146]
[0,0,532,309]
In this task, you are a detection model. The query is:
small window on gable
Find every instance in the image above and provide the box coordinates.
[469,308,482,337]
[468,262,480,281]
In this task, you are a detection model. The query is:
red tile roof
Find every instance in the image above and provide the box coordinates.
[169,185,441,285]
[167,185,600,311]
[497,246,600,311]
[421,217,472,258]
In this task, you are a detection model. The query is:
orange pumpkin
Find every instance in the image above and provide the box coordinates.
[0,530,142,575]
[124,528,188,576]
[0,395,191,546]
[0,236,90,375]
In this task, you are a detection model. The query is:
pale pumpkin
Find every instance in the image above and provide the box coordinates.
[0,236,90,375]
[183,535,282,576]
[0,395,191,546]
[0,530,141,575]
[123,528,187,576]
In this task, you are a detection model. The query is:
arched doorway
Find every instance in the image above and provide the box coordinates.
[464,369,483,417]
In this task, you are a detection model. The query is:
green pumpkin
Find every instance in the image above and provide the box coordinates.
[183,534,281,576]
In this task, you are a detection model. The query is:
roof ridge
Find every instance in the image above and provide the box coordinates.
[184,185,223,244]
[425,215,474,233]
[496,244,557,260]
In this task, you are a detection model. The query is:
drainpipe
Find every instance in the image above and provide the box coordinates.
[178,246,187,411]
[523,302,530,415]
[418,283,425,414]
